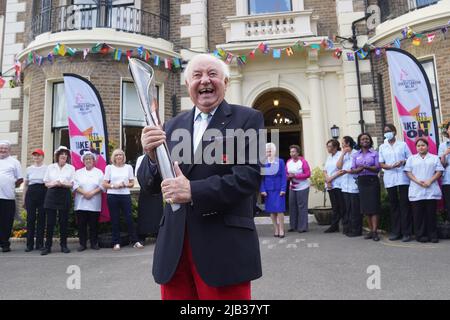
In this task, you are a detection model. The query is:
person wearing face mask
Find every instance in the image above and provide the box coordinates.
[438,121,450,222]
[23,149,47,252]
[405,138,444,243]
[379,124,412,242]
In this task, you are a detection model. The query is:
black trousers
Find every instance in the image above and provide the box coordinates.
[411,200,437,240]
[386,185,412,237]
[76,210,99,247]
[343,192,362,235]
[328,188,346,230]
[442,185,450,221]
[25,188,46,249]
[0,199,15,249]
[45,209,69,248]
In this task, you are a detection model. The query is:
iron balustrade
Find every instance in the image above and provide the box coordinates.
[30,4,169,41]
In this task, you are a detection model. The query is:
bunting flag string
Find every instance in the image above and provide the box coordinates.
[15,42,183,80]
[213,21,450,65]
[6,20,450,90]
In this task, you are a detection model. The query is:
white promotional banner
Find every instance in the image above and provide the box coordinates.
[63,73,110,222]
[386,48,439,155]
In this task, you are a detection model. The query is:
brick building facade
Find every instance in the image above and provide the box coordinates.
[0,0,448,207]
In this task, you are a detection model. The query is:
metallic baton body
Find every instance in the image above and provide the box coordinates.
[128,58,180,212]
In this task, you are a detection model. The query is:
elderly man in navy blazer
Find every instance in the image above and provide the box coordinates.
[139,54,263,300]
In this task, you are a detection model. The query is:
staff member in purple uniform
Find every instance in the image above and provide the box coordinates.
[348,133,381,241]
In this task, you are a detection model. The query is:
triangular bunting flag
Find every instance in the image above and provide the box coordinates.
[225,53,234,64]
[173,58,181,69]
[258,42,266,53]
[285,47,294,56]
[273,49,281,59]
[427,33,436,44]
[126,50,133,60]
[164,58,172,70]
[67,47,77,57]
[114,49,122,61]
[333,48,342,59]
[144,50,151,61]
[327,39,335,49]
[412,37,421,46]
[154,55,160,66]
[356,49,368,59]
[91,43,102,53]
[47,53,54,64]
[100,44,110,55]
[218,48,226,58]
[0,77,5,89]
[374,48,382,58]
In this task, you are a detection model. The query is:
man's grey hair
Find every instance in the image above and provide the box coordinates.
[183,53,230,83]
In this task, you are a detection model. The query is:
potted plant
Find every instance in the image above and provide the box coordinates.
[309,167,333,225]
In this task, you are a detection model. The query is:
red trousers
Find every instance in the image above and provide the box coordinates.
[160,231,251,300]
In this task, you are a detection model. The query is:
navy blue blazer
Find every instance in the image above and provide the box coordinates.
[137,100,264,287]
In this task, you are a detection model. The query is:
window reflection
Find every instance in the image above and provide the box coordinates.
[248,0,292,15]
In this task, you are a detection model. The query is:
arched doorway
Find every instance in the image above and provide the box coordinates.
[253,90,303,162]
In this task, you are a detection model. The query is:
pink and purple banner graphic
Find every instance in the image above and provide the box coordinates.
[63,74,110,222]
[386,48,439,155]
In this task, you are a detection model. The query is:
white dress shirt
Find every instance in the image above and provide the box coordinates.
[43,163,75,185]
[324,151,343,189]
[340,149,359,194]
[193,106,218,152]
[438,141,450,185]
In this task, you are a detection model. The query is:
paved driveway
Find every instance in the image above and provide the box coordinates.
[1,222,450,300]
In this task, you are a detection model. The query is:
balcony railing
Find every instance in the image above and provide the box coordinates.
[30,4,170,42]
[379,0,441,23]
[223,11,317,43]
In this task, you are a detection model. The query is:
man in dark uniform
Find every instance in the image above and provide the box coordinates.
[139,54,263,300]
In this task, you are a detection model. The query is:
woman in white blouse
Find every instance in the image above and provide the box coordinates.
[41,146,75,255]
[73,151,104,251]
[23,148,47,252]
[103,149,142,251]
[404,138,444,243]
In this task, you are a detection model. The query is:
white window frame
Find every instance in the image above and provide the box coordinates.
[236,0,303,16]
[419,55,442,127]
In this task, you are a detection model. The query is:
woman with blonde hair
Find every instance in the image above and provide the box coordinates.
[260,143,287,237]
[103,149,142,250]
